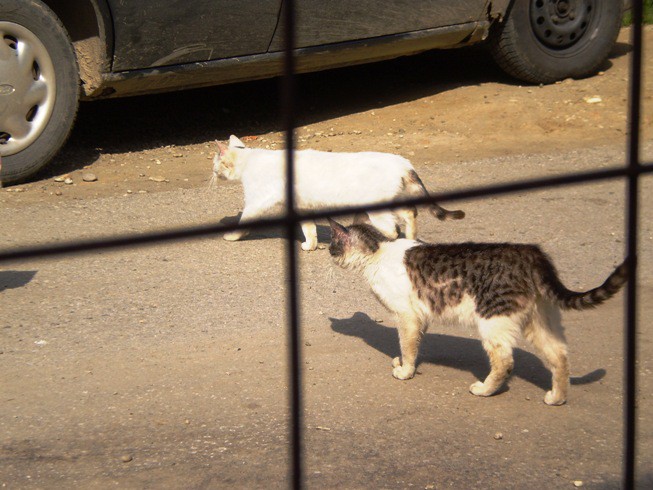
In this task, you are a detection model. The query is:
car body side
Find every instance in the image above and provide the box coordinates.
[41,0,510,100]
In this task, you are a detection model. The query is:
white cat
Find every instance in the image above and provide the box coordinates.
[213,135,464,251]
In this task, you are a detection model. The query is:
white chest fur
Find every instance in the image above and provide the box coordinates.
[363,240,419,315]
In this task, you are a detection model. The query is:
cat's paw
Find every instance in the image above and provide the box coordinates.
[392,357,402,368]
[469,381,495,397]
[224,231,245,241]
[392,364,415,380]
[301,240,318,251]
[544,390,566,406]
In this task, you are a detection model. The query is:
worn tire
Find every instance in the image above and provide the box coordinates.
[490,0,623,84]
[0,0,79,185]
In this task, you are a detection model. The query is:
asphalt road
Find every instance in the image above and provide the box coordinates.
[2,139,652,488]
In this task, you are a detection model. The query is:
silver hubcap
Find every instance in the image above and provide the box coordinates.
[0,21,56,157]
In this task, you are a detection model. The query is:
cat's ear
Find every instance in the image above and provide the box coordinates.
[328,218,349,241]
[217,141,229,157]
[229,135,246,149]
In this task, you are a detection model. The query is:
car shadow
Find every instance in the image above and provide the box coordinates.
[0,270,37,292]
[609,41,633,59]
[44,48,495,181]
[37,34,633,181]
[35,35,627,181]
[329,311,605,391]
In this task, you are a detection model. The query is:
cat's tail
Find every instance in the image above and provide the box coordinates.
[540,258,629,311]
[430,203,466,221]
[403,170,465,221]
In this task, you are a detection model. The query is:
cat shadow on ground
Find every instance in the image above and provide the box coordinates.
[218,214,279,240]
[0,270,37,292]
[219,214,335,245]
[330,312,605,391]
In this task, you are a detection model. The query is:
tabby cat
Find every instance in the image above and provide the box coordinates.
[328,219,628,405]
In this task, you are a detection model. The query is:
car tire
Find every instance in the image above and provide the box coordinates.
[0,0,79,185]
[490,0,623,84]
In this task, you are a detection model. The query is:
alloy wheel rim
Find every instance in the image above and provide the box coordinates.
[0,21,57,157]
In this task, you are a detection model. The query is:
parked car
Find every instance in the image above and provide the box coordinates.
[0,0,625,185]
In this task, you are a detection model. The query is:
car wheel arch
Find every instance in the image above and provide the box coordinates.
[41,0,114,97]
[487,0,513,21]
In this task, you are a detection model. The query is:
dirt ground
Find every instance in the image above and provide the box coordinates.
[1,27,653,489]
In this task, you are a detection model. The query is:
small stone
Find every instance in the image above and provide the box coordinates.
[584,95,602,104]
[121,454,133,463]
[149,176,168,183]
[305,341,312,347]
[573,481,583,487]
[64,178,73,185]
[54,176,65,182]
[494,432,503,440]
[82,172,97,182]
[55,190,62,196]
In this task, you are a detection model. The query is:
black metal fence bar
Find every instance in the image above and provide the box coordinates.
[280,0,304,488]
[625,1,644,487]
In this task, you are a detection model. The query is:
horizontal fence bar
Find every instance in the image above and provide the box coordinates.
[2,163,652,264]
[2,165,651,262]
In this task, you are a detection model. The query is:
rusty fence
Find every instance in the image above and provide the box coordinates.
[1,1,652,488]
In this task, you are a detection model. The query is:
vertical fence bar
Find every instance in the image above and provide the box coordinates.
[280,0,303,488]
[624,1,643,488]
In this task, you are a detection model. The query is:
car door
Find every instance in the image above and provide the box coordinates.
[269,0,489,50]
[106,0,282,70]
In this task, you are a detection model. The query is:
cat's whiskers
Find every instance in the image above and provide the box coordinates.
[325,265,336,284]
[207,172,217,190]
